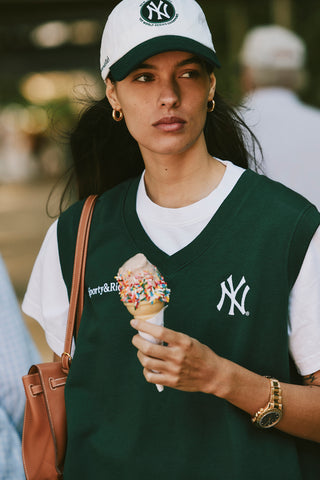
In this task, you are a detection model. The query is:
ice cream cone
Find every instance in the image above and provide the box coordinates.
[116,253,170,393]
[124,299,164,321]
[125,299,165,392]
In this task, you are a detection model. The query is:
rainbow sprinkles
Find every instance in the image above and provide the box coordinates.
[115,255,170,310]
[116,269,170,309]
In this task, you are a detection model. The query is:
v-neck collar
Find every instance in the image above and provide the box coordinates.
[123,169,257,276]
[136,160,244,227]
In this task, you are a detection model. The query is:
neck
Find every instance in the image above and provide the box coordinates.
[141,137,226,208]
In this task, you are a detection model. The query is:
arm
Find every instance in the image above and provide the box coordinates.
[0,406,26,480]
[131,319,320,443]
[0,256,41,436]
[22,221,70,361]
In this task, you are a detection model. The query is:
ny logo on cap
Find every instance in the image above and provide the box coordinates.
[140,0,177,25]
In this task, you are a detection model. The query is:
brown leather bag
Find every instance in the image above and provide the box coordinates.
[22,195,97,480]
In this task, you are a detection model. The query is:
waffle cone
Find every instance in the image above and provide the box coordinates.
[124,300,164,321]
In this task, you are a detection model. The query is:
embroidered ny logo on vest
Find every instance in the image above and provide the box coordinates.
[217,275,250,316]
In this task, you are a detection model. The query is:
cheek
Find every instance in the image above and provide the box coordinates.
[122,103,148,142]
[189,97,209,127]
[185,87,209,114]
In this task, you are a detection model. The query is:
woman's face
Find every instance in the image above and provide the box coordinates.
[106,51,216,158]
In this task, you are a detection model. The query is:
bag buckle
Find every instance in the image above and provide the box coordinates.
[61,352,72,373]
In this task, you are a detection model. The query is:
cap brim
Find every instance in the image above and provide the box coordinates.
[110,35,221,81]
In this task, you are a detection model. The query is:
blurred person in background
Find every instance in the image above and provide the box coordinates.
[239,25,320,210]
[0,254,40,480]
[0,107,39,183]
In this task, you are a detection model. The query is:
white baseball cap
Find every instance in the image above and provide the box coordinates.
[100,0,221,81]
[239,25,306,70]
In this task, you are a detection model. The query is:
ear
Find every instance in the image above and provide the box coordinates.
[106,78,121,110]
[208,73,216,101]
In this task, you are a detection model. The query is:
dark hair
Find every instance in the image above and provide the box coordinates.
[58,86,260,211]
[69,96,144,199]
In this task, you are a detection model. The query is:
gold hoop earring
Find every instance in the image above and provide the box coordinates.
[112,109,123,122]
[207,99,215,113]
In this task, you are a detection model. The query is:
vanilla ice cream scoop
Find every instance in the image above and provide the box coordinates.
[116,253,170,309]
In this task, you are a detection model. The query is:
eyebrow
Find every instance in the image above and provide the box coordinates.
[177,56,203,67]
[133,55,203,71]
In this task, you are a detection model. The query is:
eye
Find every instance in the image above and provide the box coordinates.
[180,70,200,79]
[134,73,154,82]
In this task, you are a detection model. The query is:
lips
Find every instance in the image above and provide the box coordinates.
[152,116,186,132]
[153,116,186,126]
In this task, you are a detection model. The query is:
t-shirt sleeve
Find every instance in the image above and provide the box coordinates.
[289,225,320,376]
[22,220,70,356]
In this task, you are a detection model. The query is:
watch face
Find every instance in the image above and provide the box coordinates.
[259,410,282,428]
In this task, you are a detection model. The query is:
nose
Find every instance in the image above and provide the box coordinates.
[158,77,180,109]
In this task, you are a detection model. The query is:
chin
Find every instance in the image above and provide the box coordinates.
[144,139,196,157]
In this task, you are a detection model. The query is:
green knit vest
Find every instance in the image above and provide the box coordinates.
[58,170,320,479]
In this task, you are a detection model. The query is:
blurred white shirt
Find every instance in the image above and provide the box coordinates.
[241,87,320,210]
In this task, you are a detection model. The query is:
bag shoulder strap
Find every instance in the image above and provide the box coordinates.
[61,195,97,373]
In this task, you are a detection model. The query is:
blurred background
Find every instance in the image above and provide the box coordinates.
[1,0,320,361]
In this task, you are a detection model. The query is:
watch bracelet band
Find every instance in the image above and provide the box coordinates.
[251,378,282,424]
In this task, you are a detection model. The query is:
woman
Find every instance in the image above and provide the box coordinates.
[23,0,320,478]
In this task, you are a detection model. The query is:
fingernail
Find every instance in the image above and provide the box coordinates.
[130,319,138,327]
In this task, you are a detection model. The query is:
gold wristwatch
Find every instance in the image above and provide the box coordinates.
[251,378,283,428]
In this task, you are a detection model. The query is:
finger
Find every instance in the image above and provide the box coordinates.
[143,368,168,387]
[137,350,166,373]
[130,319,163,338]
[142,368,186,390]
[132,333,166,359]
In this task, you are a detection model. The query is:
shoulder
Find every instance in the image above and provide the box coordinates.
[243,169,320,248]
[60,177,137,223]
[57,177,139,283]
[245,169,320,218]
[58,177,138,236]
[299,103,320,135]
[242,170,320,288]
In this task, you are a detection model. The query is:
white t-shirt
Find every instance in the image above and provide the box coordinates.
[22,161,320,376]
